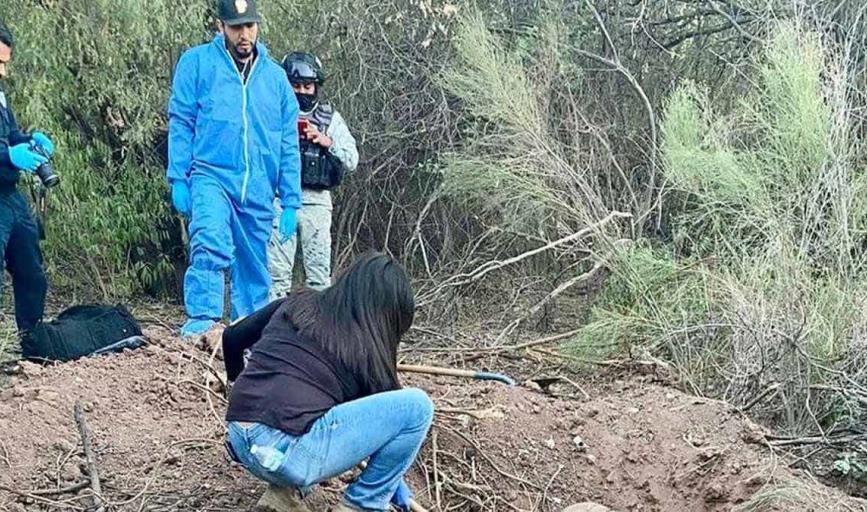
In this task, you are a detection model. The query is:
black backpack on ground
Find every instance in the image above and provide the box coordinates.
[21,304,144,363]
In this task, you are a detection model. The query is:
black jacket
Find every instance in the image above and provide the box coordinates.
[223,299,369,436]
[0,86,32,191]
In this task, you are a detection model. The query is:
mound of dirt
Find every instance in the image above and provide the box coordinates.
[0,327,864,511]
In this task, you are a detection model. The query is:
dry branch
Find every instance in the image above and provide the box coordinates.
[0,484,87,511]
[74,400,104,512]
[29,480,91,497]
[436,211,631,290]
[495,262,605,343]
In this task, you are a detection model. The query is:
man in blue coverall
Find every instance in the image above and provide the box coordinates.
[167,0,301,337]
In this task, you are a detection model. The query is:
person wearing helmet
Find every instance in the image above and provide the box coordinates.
[167,0,302,338]
[268,52,358,297]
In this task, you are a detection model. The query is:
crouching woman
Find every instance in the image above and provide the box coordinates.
[223,252,431,512]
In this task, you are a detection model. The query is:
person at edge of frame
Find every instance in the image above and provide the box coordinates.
[0,19,54,341]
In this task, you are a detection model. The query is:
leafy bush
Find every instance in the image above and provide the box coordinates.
[576,21,867,433]
[569,244,717,384]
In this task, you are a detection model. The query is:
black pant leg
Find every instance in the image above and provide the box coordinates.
[0,193,15,323]
[5,191,46,332]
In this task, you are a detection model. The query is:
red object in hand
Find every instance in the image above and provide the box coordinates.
[297,119,310,138]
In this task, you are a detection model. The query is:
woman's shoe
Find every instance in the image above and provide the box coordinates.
[254,485,310,512]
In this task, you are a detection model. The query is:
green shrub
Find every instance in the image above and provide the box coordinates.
[571,244,719,388]
[575,21,867,433]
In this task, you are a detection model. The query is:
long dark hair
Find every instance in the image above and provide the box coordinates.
[282,252,415,393]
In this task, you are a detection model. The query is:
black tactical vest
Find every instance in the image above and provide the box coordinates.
[299,103,344,190]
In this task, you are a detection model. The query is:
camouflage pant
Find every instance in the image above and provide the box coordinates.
[268,201,332,299]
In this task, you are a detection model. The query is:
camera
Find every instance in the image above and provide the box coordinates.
[30,144,60,188]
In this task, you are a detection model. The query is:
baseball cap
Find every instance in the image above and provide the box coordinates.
[217,0,262,26]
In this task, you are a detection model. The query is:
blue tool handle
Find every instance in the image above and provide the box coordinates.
[473,371,517,386]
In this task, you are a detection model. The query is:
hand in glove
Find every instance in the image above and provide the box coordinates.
[279,207,297,243]
[31,132,55,157]
[391,479,414,512]
[8,143,48,172]
[171,180,192,217]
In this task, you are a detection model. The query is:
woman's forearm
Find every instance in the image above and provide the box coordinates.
[223,299,284,380]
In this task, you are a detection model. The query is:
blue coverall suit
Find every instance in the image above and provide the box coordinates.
[167,35,301,325]
[0,88,47,332]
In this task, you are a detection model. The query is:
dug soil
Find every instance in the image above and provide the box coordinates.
[1,326,865,512]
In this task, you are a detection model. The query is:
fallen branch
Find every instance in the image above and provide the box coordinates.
[539,464,564,510]
[739,383,781,412]
[436,407,505,421]
[116,438,222,511]
[432,427,443,512]
[0,438,11,468]
[74,400,104,512]
[498,328,582,352]
[405,328,582,361]
[0,484,86,510]
[203,327,229,434]
[439,424,545,492]
[436,211,631,289]
[28,480,91,497]
[177,378,229,405]
[809,384,867,409]
[173,348,228,389]
[530,347,625,366]
[55,441,81,488]
[553,375,591,401]
[495,262,604,343]
[410,500,429,512]
[766,433,867,447]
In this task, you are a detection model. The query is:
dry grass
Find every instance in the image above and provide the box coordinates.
[736,478,867,512]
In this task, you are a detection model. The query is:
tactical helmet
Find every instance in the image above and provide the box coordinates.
[282,52,324,85]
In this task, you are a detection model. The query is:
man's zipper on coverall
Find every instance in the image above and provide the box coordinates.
[221,46,260,205]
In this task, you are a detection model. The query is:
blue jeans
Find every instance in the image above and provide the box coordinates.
[227,388,434,511]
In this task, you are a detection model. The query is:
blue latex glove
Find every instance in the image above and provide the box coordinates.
[391,479,414,512]
[8,143,48,172]
[31,132,55,157]
[279,207,297,243]
[171,180,192,217]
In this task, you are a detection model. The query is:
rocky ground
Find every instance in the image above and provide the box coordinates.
[0,325,866,511]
